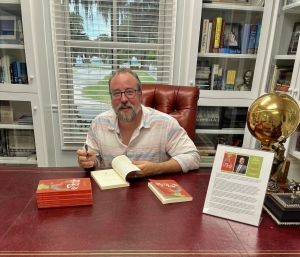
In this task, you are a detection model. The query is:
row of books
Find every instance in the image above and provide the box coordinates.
[287,22,300,55]
[199,17,261,55]
[0,55,28,84]
[18,115,33,125]
[196,106,248,130]
[196,63,237,90]
[35,176,193,208]
[195,134,244,155]
[267,65,293,93]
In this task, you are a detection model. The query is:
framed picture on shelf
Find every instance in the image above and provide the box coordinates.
[196,106,222,129]
[223,23,241,49]
[287,22,300,55]
[0,16,17,40]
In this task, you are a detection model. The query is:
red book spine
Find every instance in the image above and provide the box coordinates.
[209,19,216,53]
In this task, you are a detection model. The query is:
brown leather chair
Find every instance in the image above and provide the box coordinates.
[141,84,199,141]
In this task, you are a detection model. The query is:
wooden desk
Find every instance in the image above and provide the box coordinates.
[0,167,299,257]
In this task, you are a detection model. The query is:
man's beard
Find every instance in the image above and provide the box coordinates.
[115,102,141,122]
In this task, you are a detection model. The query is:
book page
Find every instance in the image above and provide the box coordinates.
[112,155,140,180]
[91,169,129,189]
[203,145,274,226]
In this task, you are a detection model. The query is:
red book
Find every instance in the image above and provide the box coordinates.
[221,152,237,172]
[37,200,93,209]
[209,19,216,53]
[36,192,92,201]
[36,178,92,197]
[148,179,193,204]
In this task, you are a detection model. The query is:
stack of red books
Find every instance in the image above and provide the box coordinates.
[36,178,93,208]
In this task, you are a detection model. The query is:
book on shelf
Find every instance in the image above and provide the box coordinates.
[225,70,236,90]
[91,155,140,190]
[210,64,219,90]
[269,66,293,93]
[247,24,258,54]
[12,62,19,84]
[214,17,223,50]
[209,19,217,53]
[254,24,261,54]
[195,82,210,90]
[148,179,193,204]
[221,68,227,90]
[2,56,11,84]
[212,67,223,90]
[196,72,210,79]
[18,115,33,125]
[287,22,300,55]
[219,19,226,49]
[200,19,210,54]
[206,22,213,53]
[20,63,28,84]
[7,129,36,151]
[240,24,251,54]
[199,149,216,156]
[275,85,290,92]
[218,48,241,54]
[0,100,13,124]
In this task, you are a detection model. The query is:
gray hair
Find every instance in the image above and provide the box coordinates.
[108,68,141,91]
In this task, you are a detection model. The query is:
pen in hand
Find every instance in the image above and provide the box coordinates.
[85,144,89,159]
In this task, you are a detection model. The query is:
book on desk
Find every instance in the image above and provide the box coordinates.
[36,177,93,208]
[91,155,140,190]
[148,179,193,204]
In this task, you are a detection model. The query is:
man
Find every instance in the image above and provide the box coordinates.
[77,68,200,178]
[234,157,247,174]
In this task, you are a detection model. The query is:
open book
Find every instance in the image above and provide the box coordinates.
[91,155,140,190]
[148,179,193,204]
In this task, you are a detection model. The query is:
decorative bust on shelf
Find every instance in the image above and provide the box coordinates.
[237,70,253,91]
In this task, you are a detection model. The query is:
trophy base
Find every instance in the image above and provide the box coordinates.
[263,193,300,226]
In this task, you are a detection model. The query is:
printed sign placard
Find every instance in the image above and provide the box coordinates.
[203,145,274,226]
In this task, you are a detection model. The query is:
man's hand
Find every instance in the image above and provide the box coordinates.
[128,159,182,178]
[127,161,157,178]
[77,149,96,169]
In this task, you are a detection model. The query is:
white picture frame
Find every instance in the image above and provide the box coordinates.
[0,16,16,40]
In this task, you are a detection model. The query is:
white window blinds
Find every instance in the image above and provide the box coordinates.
[50,0,177,149]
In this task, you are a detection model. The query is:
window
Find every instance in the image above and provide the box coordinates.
[50,0,176,149]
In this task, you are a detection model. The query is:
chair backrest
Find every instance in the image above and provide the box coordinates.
[141,84,199,141]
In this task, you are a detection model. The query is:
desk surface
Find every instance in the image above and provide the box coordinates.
[0,166,299,257]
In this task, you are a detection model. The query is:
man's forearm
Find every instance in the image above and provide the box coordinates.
[153,159,183,175]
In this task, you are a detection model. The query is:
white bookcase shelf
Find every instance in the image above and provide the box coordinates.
[0,122,33,129]
[0,154,37,165]
[0,44,25,50]
[196,128,245,134]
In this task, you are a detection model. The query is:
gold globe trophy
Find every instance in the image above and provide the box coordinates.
[247,93,300,193]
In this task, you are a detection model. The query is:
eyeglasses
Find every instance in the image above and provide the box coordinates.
[110,89,140,100]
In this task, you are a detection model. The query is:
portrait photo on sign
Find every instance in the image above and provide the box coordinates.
[224,23,241,49]
[233,155,249,174]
